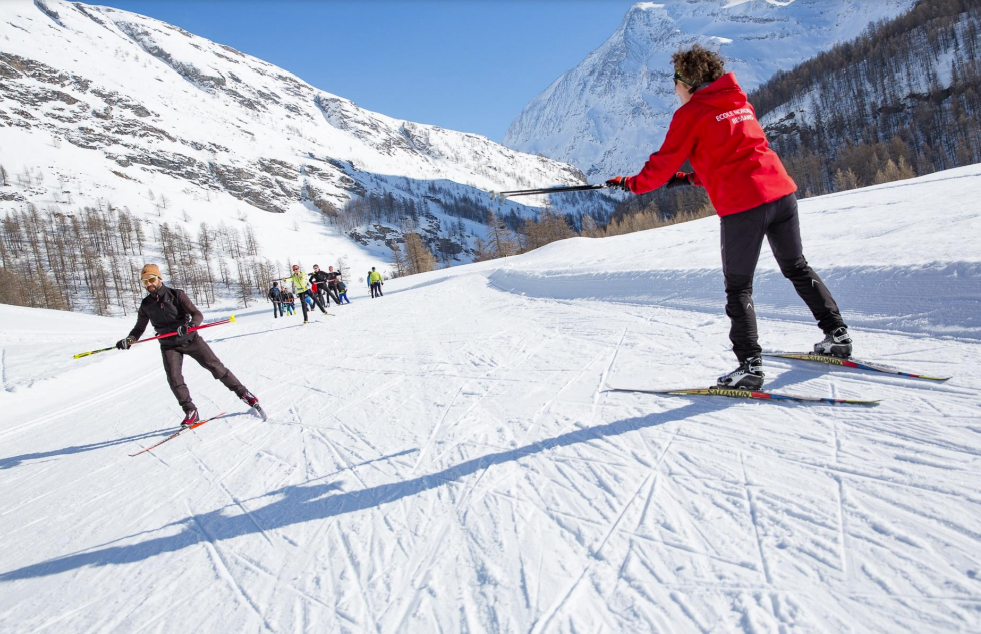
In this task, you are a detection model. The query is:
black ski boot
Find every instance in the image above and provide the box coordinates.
[180,409,199,430]
[240,390,267,421]
[717,357,765,390]
[814,326,852,358]
[240,390,259,408]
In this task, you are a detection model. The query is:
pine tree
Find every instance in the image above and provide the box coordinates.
[402,231,436,275]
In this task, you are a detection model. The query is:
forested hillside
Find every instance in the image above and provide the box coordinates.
[606,0,980,227]
[754,0,980,196]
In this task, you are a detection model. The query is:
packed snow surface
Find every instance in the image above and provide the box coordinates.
[2,166,981,632]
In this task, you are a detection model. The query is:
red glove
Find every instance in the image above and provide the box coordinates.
[605,176,630,191]
[665,172,695,189]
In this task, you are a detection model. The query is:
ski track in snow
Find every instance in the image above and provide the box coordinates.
[2,169,981,631]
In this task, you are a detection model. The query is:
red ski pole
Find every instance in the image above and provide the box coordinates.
[73,315,236,359]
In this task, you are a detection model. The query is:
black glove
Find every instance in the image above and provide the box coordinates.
[116,336,134,350]
[176,324,189,337]
[605,176,630,191]
[665,172,694,189]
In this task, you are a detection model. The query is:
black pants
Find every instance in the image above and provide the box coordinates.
[161,335,245,412]
[371,282,383,297]
[298,288,325,321]
[272,301,282,318]
[721,193,844,361]
[326,285,341,305]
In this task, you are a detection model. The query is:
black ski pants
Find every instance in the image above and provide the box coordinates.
[272,301,283,318]
[298,288,326,321]
[720,193,844,361]
[161,335,245,412]
[371,282,383,298]
[326,285,341,305]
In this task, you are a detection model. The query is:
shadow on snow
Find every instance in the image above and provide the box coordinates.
[0,401,722,581]
[0,429,171,470]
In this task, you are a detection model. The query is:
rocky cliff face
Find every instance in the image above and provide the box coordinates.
[504,0,918,179]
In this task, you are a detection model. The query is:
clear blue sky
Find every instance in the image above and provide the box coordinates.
[97,1,637,142]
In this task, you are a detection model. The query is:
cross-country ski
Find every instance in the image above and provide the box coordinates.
[128,412,228,457]
[763,352,953,381]
[605,383,881,406]
[2,1,979,632]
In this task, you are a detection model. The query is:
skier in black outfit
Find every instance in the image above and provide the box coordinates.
[309,265,329,307]
[268,282,284,318]
[325,266,343,305]
[116,264,261,428]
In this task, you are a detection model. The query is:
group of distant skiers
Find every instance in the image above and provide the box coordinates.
[268,263,352,323]
[112,44,854,429]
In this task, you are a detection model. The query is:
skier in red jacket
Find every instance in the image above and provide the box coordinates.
[607,45,850,389]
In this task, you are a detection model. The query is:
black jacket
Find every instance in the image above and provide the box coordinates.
[128,284,203,348]
[309,270,330,287]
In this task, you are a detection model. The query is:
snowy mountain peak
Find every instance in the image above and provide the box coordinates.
[504,0,918,178]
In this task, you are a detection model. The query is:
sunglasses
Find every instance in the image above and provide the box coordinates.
[141,276,160,286]
[673,72,694,87]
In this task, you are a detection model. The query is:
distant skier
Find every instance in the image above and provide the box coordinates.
[326,266,343,304]
[268,281,284,318]
[606,45,850,390]
[369,267,384,298]
[309,264,336,306]
[336,280,351,304]
[283,290,296,316]
[115,264,261,428]
[288,264,328,323]
[366,270,372,291]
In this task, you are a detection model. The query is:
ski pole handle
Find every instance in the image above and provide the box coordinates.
[72,315,236,359]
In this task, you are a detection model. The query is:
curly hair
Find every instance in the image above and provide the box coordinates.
[671,45,725,92]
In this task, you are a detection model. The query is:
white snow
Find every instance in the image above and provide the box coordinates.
[2,165,980,631]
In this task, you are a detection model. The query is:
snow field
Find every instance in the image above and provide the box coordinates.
[1,166,980,632]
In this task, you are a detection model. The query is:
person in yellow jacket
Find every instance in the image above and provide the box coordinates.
[287,264,328,322]
[369,267,384,298]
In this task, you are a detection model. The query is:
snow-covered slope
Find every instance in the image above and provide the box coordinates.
[0,0,590,272]
[2,164,979,631]
[505,0,917,179]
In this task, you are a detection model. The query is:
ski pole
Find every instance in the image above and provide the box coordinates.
[490,183,608,202]
[72,315,236,359]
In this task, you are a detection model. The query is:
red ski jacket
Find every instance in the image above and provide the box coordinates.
[625,72,797,216]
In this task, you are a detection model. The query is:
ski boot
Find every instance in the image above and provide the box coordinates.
[239,390,267,421]
[180,409,199,430]
[717,357,765,390]
[814,326,852,358]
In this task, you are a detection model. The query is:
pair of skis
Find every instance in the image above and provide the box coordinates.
[607,352,951,406]
[129,404,267,457]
